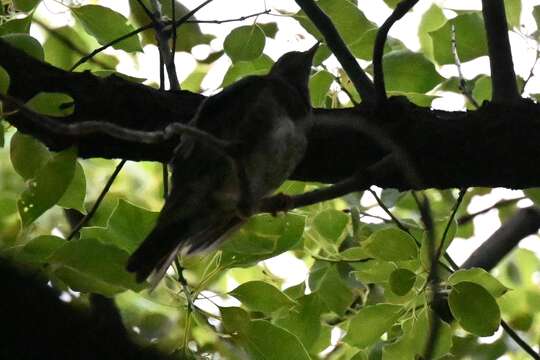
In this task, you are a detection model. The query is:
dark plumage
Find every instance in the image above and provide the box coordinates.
[127,44,318,284]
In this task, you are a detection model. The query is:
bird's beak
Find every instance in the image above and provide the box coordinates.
[306,42,319,58]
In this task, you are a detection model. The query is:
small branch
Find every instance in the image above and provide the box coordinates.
[500,320,540,360]
[457,196,524,225]
[66,160,127,240]
[373,0,418,105]
[368,188,410,234]
[481,0,520,104]
[451,24,480,108]
[294,0,376,106]
[461,206,540,270]
[0,93,233,155]
[434,188,467,261]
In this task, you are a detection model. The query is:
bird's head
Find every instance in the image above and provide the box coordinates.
[269,43,319,89]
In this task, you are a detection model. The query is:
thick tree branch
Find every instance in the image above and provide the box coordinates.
[294,0,376,105]
[481,0,520,104]
[2,40,540,190]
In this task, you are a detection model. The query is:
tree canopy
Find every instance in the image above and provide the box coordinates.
[1,0,540,359]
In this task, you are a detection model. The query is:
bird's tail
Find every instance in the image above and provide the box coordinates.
[126,217,243,285]
[126,223,184,284]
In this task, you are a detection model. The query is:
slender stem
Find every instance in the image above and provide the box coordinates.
[372,0,418,105]
[481,0,520,104]
[451,24,479,108]
[501,320,540,359]
[66,160,127,240]
[458,196,524,225]
[294,0,376,106]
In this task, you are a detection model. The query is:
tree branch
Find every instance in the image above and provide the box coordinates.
[294,0,376,106]
[481,0,520,104]
[373,0,418,105]
[460,206,540,270]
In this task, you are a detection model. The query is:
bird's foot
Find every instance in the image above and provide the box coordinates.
[268,193,293,216]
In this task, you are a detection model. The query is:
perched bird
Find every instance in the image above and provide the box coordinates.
[127,44,318,284]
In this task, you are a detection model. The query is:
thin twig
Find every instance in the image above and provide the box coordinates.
[66,160,127,240]
[373,0,418,105]
[367,188,410,233]
[294,0,376,106]
[501,320,540,359]
[451,24,480,108]
[458,196,524,225]
[434,188,467,262]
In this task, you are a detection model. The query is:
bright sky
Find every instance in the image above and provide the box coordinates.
[31,0,540,280]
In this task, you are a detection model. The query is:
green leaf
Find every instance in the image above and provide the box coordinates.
[430,13,487,65]
[525,188,540,207]
[221,306,250,334]
[389,268,416,296]
[71,5,142,52]
[309,263,353,316]
[295,0,375,45]
[309,70,333,107]
[352,259,395,284]
[57,161,86,213]
[0,16,32,36]
[0,65,9,94]
[374,50,443,93]
[222,54,274,87]
[51,237,144,296]
[221,213,305,267]
[313,208,349,243]
[18,148,77,226]
[259,22,278,38]
[10,132,51,180]
[244,320,311,360]
[448,268,508,297]
[343,304,403,348]
[472,75,492,104]
[229,281,295,314]
[18,235,66,263]
[449,282,501,336]
[534,6,540,31]
[504,0,521,29]
[418,4,447,62]
[80,199,158,254]
[1,33,44,60]
[381,188,405,208]
[13,0,41,12]
[26,92,74,117]
[274,294,323,350]
[224,25,266,63]
[382,310,452,360]
[363,228,418,261]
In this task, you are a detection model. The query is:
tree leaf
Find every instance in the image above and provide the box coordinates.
[449,281,501,336]
[229,281,295,314]
[57,161,86,213]
[13,0,41,12]
[313,208,349,244]
[80,199,158,254]
[430,13,487,65]
[224,25,266,63]
[374,50,444,93]
[343,304,403,348]
[448,268,508,297]
[1,33,44,60]
[389,268,416,296]
[26,92,74,117]
[363,228,418,261]
[71,5,142,52]
[504,0,522,29]
[10,132,51,180]
[18,235,66,263]
[382,310,452,360]
[18,148,77,226]
[51,237,144,296]
[222,54,274,87]
[418,4,447,62]
[309,70,333,107]
[309,263,353,316]
[244,320,311,360]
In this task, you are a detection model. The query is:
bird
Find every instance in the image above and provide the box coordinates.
[126,44,318,284]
